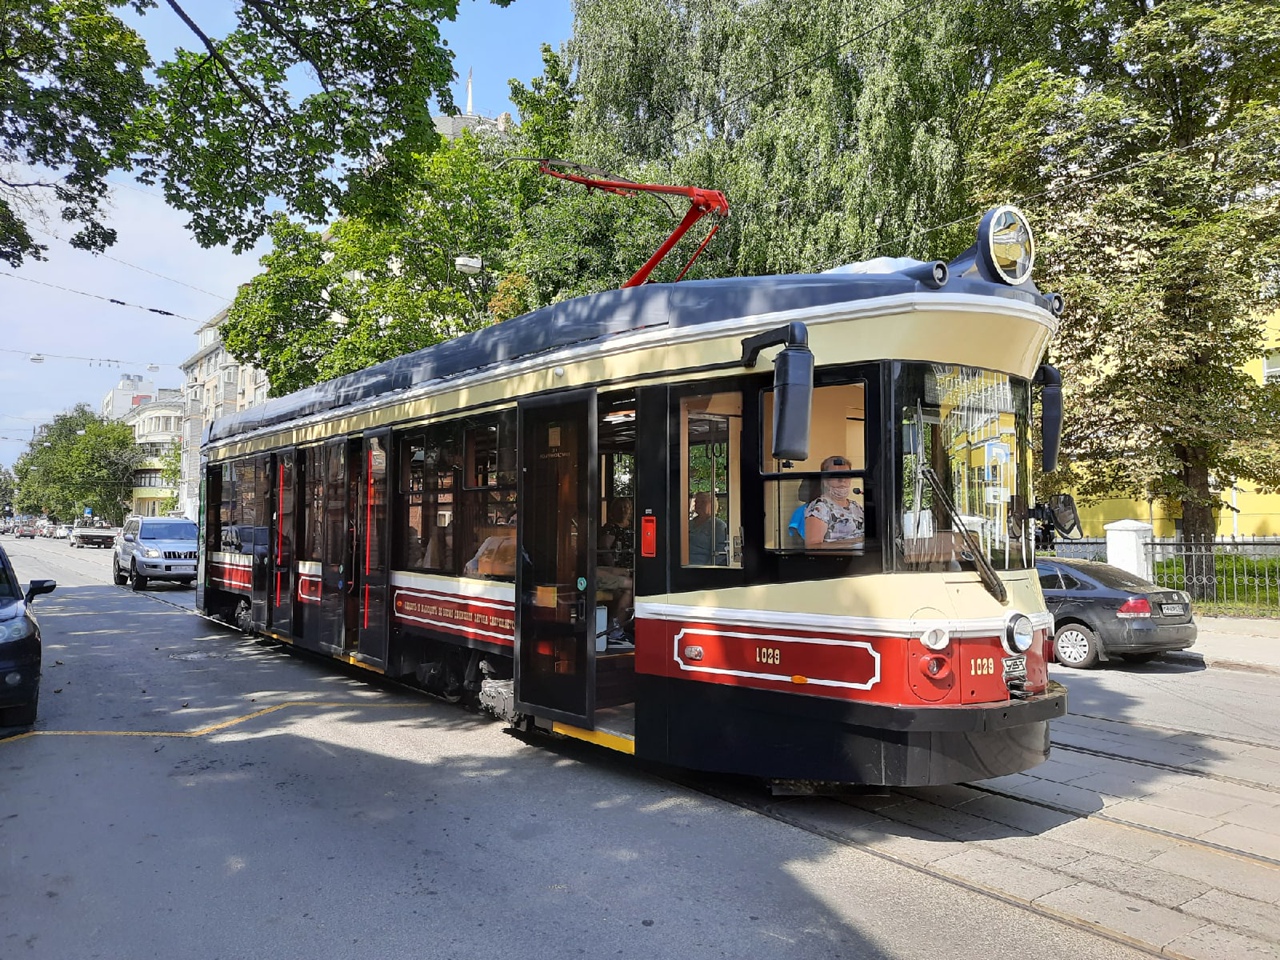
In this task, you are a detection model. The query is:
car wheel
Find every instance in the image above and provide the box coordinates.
[131,563,148,591]
[1054,623,1100,669]
[1120,652,1160,664]
[112,558,128,586]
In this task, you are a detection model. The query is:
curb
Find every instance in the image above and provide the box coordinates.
[1164,650,1280,677]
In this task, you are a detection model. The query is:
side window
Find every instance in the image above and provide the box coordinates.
[300,446,325,563]
[1059,572,1083,591]
[1037,566,1061,590]
[679,392,742,568]
[762,381,868,554]
[460,413,518,580]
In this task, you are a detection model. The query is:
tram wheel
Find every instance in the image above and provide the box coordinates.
[1053,623,1099,669]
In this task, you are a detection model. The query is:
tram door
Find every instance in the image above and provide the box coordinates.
[269,450,295,636]
[515,390,598,727]
[318,437,351,654]
[355,431,390,666]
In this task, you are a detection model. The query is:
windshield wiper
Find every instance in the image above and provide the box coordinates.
[919,466,1007,604]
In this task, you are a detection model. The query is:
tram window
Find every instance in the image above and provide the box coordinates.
[396,427,461,572]
[762,382,869,554]
[679,392,742,568]
[894,363,1033,572]
[461,415,517,580]
[300,446,325,563]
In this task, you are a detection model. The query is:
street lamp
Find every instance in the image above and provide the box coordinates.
[455,255,483,275]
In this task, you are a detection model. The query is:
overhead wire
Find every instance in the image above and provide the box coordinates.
[0,271,198,320]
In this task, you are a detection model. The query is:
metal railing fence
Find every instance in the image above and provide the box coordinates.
[1146,536,1280,617]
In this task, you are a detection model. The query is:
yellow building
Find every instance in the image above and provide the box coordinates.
[1076,310,1280,537]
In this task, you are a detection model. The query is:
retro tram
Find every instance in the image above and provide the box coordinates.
[198,197,1074,788]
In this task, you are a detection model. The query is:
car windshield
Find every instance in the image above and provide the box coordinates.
[0,550,20,600]
[1070,562,1154,592]
[140,521,198,541]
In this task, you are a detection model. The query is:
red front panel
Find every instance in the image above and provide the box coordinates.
[635,617,1043,706]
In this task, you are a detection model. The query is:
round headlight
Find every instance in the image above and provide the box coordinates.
[0,617,35,643]
[1004,614,1034,655]
[979,205,1035,286]
[920,626,950,651]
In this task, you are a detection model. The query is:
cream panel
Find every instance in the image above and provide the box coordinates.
[208,294,1054,461]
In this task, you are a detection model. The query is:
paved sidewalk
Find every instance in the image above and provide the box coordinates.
[1167,615,1280,676]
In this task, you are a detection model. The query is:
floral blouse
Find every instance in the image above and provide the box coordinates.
[805,495,865,542]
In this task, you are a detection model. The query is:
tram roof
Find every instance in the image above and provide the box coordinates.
[206,266,1052,445]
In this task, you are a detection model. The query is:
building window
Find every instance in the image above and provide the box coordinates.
[1265,350,1280,385]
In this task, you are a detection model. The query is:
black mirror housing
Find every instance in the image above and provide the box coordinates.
[25,579,56,604]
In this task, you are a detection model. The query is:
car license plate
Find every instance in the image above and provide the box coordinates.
[1160,602,1186,616]
[1002,655,1027,681]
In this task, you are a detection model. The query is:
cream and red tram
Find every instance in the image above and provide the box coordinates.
[199,205,1069,788]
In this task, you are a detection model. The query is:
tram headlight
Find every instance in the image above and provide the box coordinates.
[979,206,1035,286]
[920,626,950,651]
[1003,614,1035,655]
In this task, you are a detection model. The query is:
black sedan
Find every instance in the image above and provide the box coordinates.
[1036,557,1196,668]
[0,543,56,726]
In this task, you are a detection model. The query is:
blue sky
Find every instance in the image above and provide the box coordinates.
[0,0,575,470]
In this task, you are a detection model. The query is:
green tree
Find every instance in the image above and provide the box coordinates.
[221,132,517,393]
[12,406,142,524]
[2,0,513,266]
[967,0,1280,555]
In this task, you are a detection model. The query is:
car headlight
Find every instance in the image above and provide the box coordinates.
[142,547,162,558]
[0,617,35,643]
[1003,614,1034,655]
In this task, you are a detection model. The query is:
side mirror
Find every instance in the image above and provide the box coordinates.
[1034,364,1062,472]
[25,579,56,604]
[123,532,135,543]
[742,322,813,463]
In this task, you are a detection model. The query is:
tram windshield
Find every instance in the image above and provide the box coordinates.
[894,362,1033,572]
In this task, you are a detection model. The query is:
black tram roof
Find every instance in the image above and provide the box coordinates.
[206,266,1051,445]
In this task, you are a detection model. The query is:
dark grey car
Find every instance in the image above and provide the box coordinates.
[113,517,199,590]
[1036,557,1197,668]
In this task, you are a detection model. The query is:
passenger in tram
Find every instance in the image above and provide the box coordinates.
[688,491,728,565]
[464,511,518,578]
[597,499,634,637]
[804,456,865,549]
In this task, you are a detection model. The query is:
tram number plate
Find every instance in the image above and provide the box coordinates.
[1002,656,1027,681]
[1160,603,1186,616]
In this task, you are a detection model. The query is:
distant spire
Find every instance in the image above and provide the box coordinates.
[466,68,473,115]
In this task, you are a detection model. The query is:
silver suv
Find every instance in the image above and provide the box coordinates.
[113,517,199,590]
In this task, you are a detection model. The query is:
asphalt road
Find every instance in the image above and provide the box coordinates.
[2,536,1272,959]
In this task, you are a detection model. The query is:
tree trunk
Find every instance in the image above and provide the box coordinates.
[1178,445,1217,602]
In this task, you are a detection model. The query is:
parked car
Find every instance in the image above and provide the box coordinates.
[1036,557,1197,668]
[52,524,70,540]
[0,542,56,726]
[14,522,36,539]
[113,516,199,590]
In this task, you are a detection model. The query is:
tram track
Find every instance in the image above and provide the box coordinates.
[1065,709,1280,753]
[1052,741,1280,796]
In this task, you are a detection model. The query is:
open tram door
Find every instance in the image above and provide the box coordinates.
[515,390,599,727]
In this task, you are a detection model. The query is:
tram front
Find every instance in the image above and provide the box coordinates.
[632,206,1074,788]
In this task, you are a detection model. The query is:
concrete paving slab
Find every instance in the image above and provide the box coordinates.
[1148,846,1280,905]
[1033,880,1207,948]
[1185,756,1280,788]
[975,832,1095,871]
[1047,818,1183,864]
[1141,785,1252,819]
[1066,769,1188,800]
[1181,889,1280,943]
[955,793,1077,835]
[991,774,1108,814]
[929,848,1077,902]
[1190,778,1280,807]
[1162,923,1280,960]
[844,820,973,866]
[1219,803,1280,837]
[1101,799,1223,836]
[1055,852,1209,908]
[1196,823,1280,861]
[898,784,987,809]
[875,798,1024,843]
